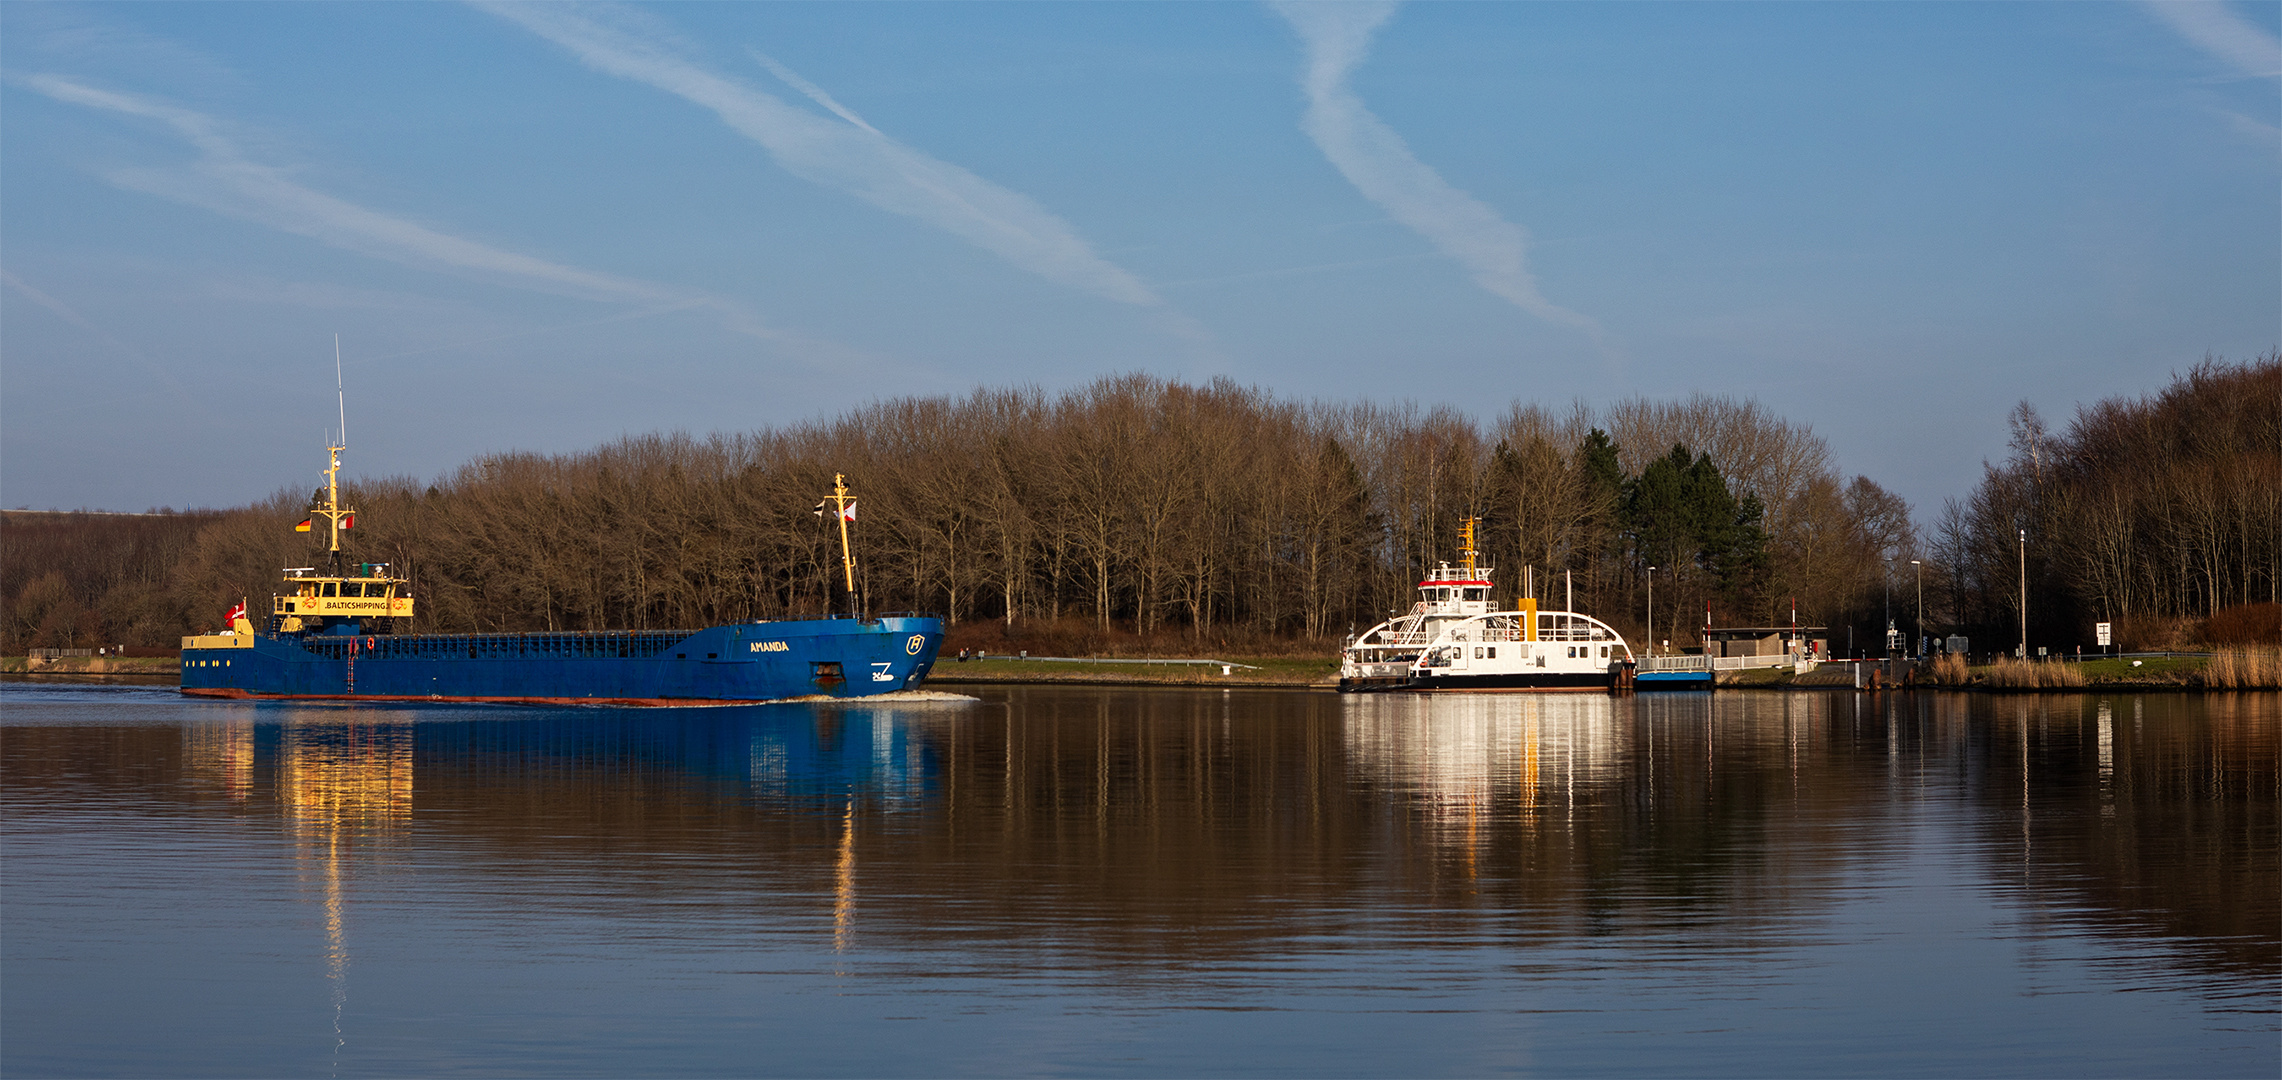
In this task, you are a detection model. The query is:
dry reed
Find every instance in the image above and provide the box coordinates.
[2203,646,2282,689]
[1928,653,1970,686]
[1984,656,2086,689]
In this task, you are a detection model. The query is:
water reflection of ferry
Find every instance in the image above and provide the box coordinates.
[1341,694,1626,814]
[1340,519,1634,692]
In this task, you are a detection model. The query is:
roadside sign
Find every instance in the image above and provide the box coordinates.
[2095,622,2112,647]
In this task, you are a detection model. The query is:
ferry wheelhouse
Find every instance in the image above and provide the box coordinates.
[1338,520,1634,693]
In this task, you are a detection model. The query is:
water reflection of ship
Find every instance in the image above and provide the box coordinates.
[277,716,415,1071]
[135,689,2271,994]
[181,719,257,801]
[417,705,951,810]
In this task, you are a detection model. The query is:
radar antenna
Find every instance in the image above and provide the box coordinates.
[335,334,347,448]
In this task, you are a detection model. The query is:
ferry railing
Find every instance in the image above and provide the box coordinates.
[1637,655,1712,673]
[1639,653,1804,673]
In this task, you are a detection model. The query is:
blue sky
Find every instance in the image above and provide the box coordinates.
[4,2,2275,516]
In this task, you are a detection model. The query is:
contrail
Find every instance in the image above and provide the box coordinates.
[750,49,881,136]
[3,269,213,415]
[482,3,1163,308]
[1271,2,1612,356]
[18,74,810,347]
[2141,0,2282,78]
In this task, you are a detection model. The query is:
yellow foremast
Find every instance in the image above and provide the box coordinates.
[828,473,857,595]
[313,442,354,559]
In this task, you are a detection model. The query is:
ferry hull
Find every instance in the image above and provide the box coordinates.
[1398,670,1614,692]
[179,617,942,705]
[1341,667,1621,693]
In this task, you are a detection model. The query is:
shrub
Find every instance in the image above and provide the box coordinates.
[2205,603,2282,646]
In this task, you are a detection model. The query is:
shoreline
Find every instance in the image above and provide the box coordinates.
[5,656,2265,695]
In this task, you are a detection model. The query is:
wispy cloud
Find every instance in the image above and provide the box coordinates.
[20,75,695,306]
[1271,2,1610,355]
[2142,1,2282,78]
[15,74,840,358]
[482,3,1163,308]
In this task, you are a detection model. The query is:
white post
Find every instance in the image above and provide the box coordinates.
[1646,566,1656,658]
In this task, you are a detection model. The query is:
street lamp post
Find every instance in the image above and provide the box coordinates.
[2018,528,2028,660]
[1646,566,1656,659]
[1911,559,1923,659]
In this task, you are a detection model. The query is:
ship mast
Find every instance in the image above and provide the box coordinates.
[315,442,357,571]
[313,338,356,573]
[827,473,857,613]
[1458,516,1480,578]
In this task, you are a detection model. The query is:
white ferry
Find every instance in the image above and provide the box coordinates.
[1338,520,1634,693]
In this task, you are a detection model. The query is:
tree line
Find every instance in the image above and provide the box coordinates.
[1933,354,2281,653]
[6,376,1931,656]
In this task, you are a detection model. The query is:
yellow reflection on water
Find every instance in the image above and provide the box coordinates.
[833,798,857,957]
[280,717,414,1071]
[181,719,256,800]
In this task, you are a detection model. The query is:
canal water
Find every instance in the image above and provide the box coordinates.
[3,683,2274,1077]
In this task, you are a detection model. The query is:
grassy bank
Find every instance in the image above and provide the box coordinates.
[925,656,1338,687]
[5,656,180,677]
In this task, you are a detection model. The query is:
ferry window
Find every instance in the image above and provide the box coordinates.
[344,583,365,597]
[1486,647,1496,659]
[1599,646,1609,659]
[321,582,337,597]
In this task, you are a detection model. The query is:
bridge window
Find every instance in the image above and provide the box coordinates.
[321,582,337,597]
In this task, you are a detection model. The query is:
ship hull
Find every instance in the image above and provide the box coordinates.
[179,616,942,705]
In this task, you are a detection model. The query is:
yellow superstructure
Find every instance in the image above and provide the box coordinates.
[273,573,415,632]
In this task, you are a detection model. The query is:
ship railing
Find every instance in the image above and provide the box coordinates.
[750,610,941,623]
[297,629,701,662]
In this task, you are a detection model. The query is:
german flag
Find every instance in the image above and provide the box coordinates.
[295,518,313,532]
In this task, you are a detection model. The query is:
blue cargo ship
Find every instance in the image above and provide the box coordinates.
[181,438,940,705]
